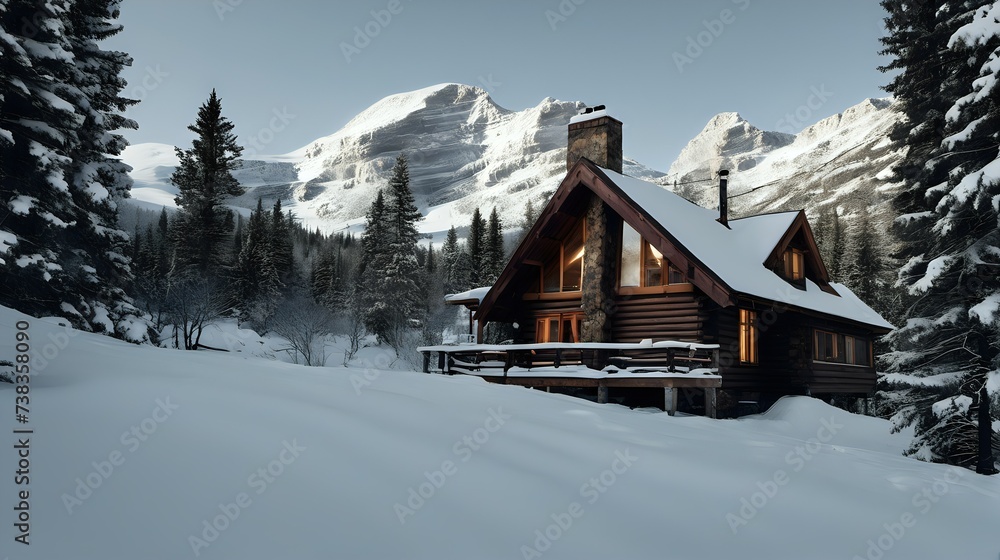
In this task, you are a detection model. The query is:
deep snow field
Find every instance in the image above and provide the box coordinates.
[1,307,998,560]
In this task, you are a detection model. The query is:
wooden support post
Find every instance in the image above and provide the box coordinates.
[598,383,609,404]
[437,351,445,373]
[665,387,678,416]
[444,353,452,375]
[705,388,717,419]
[667,349,675,372]
[554,349,562,368]
[422,352,430,373]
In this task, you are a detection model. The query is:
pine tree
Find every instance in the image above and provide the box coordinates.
[485,207,505,284]
[517,199,539,245]
[138,224,157,276]
[425,241,436,273]
[845,205,899,323]
[232,214,244,256]
[311,246,334,303]
[158,207,169,237]
[328,245,350,311]
[62,0,140,330]
[813,206,833,266]
[170,89,243,274]
[380,155,425,346]
[451,248,472,295]
[0,0,138,334]
[234,199,281,329]
[880,0,971,229]
[442,225,462,292]
[356,155,427,347]
[269,199,293,279]
[385,155,422,250]
[359,190,390,338]
[468,207,486,285]
[829,208,845,281]
[880,0,1000,474]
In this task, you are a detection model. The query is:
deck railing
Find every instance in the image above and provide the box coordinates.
[416,341,720,377]
[416,341,722,417]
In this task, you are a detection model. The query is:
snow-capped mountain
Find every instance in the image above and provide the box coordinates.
[122,83,663,237]
[122,85,904,239]
[661,98,904,224]
[667,112,795,178]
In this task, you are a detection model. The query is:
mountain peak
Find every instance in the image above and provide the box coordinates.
[708,111,745,126]
[660,96,904,228]
[337,83,497,138]
[668,112,792,178]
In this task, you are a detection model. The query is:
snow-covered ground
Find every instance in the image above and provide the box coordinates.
[1,306,998,559]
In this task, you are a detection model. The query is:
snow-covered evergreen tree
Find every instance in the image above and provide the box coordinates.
[377,155,425,347]
[62,0,140,333]
[468,207,486,286]
[425,241,436,274]
[485,207,505,284]
[234,199,281,330]
[170,89,243,273]
[814,206,846,281]
[845,205,899,323]
[269,199,293,280]
[517,199,538,245]
[359,190,390,340]
[441,225,464,293]
[355,155,428,348]
[0,0,139,335]
[880,0,1000,474]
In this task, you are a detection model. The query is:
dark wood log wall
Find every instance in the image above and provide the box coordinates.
[510,289,877,397]
[803,319,878,395]
[711,304,877,396]
[610,293,707,343]
[710,305,807,395]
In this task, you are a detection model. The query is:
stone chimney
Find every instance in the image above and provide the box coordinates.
[567,105,623,173]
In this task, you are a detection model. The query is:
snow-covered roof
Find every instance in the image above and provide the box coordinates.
[444,286,492,305]
[603,168,894,330]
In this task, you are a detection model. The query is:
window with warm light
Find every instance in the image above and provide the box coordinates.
[541,220,585,293]
[536,314,582,343]
[620,223,688,289]
[644,243,664,287]
[562,221,584,292]
[783,248,805,281]
[739,309,758,364]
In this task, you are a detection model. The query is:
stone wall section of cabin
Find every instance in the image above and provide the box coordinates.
[581,194,622,342]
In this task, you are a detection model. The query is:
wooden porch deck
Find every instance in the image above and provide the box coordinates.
[416,341,722,417]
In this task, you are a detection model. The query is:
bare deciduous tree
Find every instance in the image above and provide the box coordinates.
[272,295,335,366]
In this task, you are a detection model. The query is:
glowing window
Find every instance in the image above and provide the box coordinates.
[739,309,758,365]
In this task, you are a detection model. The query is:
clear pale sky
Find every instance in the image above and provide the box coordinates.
[107,0,892,171]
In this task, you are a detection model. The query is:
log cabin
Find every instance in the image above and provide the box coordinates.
[468,107,893,410]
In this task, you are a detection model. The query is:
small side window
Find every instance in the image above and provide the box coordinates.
[783,249,804,281]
